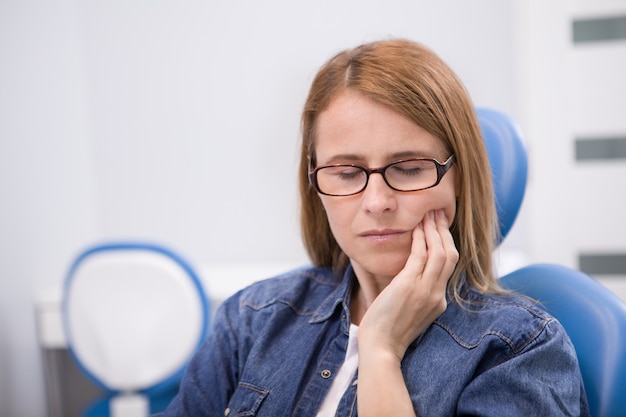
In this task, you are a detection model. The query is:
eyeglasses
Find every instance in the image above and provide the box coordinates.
[309,155,455,196]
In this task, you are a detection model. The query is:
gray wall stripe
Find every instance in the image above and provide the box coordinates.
[575,137,626,161]
[573,16,626,43]
[579,253,626,275]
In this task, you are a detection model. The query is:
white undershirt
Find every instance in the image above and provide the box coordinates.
[316,324,359,417]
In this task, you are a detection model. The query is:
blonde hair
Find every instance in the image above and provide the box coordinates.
[299,39,502,302]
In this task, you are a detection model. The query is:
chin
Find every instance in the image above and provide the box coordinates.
[354,253,409,279]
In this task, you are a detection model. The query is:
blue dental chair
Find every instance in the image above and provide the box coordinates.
[62,242,210,417]
[477,107,626,417]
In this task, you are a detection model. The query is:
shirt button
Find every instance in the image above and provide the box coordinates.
[224,408,231,416]
[321,369,332,379]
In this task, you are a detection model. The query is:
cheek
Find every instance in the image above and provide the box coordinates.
[319,197,351,233]
[440,173,459,224]
[319,197,364,253]
[404,185,457,227]
[444,197,457,227]
[409,193,455,218]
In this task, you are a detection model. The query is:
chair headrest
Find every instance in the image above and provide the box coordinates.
[476,108,528,243]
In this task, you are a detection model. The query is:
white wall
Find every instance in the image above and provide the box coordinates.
[1,1,524,415]
[516,0,626,301]
[0,3,99,416]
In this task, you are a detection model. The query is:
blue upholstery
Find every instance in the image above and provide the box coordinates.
[476,107,527,243]
[478,108,626,417]
[500,264,626,417]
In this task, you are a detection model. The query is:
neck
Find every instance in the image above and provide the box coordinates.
[349,267,392,325]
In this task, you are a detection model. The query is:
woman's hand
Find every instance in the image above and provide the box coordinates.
[358,208,459,362]
[356,209,459,416]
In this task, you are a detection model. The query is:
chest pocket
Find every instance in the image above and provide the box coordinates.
[225,382,269,417]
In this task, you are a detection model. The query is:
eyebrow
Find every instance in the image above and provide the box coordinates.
[319,150,437,165]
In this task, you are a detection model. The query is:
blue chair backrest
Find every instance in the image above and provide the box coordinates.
[477,108,626,417]
[500,264,626,417]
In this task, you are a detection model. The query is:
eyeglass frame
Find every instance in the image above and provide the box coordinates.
[308,155,456,197]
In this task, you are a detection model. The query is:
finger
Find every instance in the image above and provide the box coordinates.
[422,210,447,277]
[418,211,451,317]
[401,222,428,274]
[434,209,459,279]
[421,210,459,289]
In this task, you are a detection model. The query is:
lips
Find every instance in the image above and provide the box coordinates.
[359,229,408,243]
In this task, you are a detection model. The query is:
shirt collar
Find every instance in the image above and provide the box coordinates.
[309,264,355,326]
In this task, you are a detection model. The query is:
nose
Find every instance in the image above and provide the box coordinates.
[361,172,397,215]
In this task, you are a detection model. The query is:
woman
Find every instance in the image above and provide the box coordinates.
[158,39,589,416]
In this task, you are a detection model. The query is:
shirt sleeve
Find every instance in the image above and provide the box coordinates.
[456,319,590,417]
[152,293,242,417]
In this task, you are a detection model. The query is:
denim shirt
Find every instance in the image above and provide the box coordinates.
[156,265,590,416]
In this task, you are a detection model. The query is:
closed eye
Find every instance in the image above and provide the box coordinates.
[387,160,433,177]
[323,165,364,181]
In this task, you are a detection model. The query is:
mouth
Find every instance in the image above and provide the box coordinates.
[359,229,408,243]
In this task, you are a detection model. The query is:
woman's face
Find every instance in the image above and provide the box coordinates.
[314,91,458,280]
